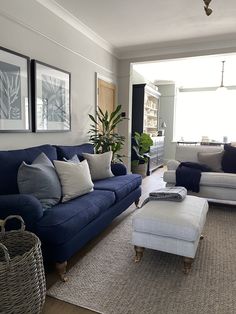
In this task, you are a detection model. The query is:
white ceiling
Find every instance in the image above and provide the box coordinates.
[54,0,236,53]
[133,53,236,87]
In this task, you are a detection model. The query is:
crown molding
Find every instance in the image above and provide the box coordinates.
[0,8,116,75]
[36,0,118,57]
[118,35,236,60]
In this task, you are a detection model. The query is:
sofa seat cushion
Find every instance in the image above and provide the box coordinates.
[164,170,236,189]
[36,190,115,245]
[93,174,142,202]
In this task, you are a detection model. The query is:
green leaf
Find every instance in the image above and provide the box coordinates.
[109,104,122,122]
[98,107,105,117]
[89,114,98,125]
[87,104,126,161]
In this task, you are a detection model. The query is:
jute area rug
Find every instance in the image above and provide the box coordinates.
[47,205,236,314]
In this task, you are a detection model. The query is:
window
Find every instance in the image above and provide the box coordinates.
[174,89,236,142]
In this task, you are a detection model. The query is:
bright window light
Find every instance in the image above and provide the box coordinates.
[174,89,236,142]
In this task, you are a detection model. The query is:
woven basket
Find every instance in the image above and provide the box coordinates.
[0,215,46,314]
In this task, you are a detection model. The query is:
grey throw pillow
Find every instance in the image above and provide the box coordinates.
[198,151,224,172]
[63,155,80,163]
[17,152,62,209]
[82,151,114,181]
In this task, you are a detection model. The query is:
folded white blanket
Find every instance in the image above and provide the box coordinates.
[141,186,187,207]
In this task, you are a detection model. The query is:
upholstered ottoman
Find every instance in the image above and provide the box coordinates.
[132,195,208,273]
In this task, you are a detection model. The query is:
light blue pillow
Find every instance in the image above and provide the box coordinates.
[17,152,62,209]
[63,155,80,163]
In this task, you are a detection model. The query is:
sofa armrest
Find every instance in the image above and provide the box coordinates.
[0,194,43,231]
[167,160,180,171]
[111,163,127,176]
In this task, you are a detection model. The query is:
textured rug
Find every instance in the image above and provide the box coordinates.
[47,205,236,314]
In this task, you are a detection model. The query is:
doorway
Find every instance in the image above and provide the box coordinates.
[97,76,116,114]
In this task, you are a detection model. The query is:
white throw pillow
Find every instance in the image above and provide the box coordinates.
[82,151,114,181]
[53,160,94,202]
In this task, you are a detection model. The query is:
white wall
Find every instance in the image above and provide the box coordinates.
[132,69,147,84]
[117,60,132,169]
[0,0,118,149]
[158,84,177,161]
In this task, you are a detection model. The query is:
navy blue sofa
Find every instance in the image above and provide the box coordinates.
[0,143,142,279]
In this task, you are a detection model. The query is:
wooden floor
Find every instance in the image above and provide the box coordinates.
[43,167,166,314]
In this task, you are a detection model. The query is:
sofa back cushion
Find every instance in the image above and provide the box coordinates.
[0,144,57,195]
[198,151,224,172]
[55,144,94,161]
[175,145,223,163]
[222,144,236,173]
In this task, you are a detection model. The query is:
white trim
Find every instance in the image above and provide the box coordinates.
[96,73,115,84]
[118,37,236,60]
[36,0,117,57]
[0,8,116,75]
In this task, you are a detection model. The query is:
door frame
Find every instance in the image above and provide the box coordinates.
[95,72,116,116]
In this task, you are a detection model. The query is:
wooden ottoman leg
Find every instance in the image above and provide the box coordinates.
[183,257,194,274]
[200,234,204,240]
[134,246,145,263]
[56,261,68,282]
[135,198,140,208]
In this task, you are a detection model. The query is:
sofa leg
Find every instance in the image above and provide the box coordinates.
[183,257,194,274]
[134,246,145,263]
[134,198,140,208]
[56,261,68,282]
[200,234,204,240]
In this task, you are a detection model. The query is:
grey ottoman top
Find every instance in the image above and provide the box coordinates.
[133,196,208,242]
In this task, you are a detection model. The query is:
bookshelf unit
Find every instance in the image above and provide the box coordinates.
[131,83,164,175]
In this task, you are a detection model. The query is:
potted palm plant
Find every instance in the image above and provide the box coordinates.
[88,105,126,162]
[131,132,153,176]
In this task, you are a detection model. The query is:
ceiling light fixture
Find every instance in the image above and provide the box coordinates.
[203,0,213,16]
[217,60,228,92]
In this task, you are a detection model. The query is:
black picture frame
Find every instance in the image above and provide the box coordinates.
[0,46,31,132]
[31,60,71,132]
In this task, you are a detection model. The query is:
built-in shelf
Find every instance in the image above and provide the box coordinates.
[144,106,158,111]
[145,114,157,118]
[132,83,163,176]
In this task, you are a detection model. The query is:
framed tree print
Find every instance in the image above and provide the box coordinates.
[31,60,71,132]
[0,46,31,132]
